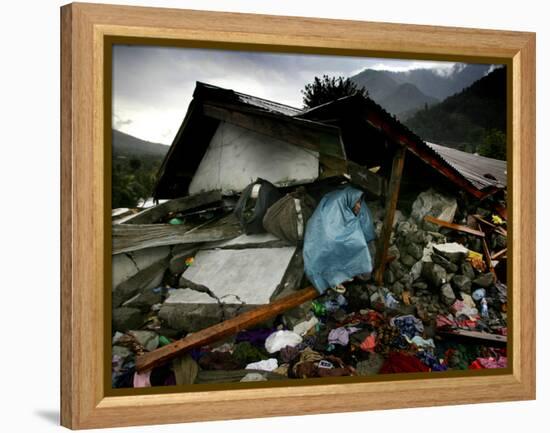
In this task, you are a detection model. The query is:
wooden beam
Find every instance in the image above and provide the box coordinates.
[492,248,508,260]
[478,222,496,277]
[347,160,387,197]
[136,286,319,372]
[374,145,406,285]
[436,329,507,347]
[123,191,222,225]
[112,214,241,254]
[362,109,493,200]
[424,215,486,237]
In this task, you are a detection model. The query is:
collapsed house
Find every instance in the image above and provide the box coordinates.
[111,82,508,387]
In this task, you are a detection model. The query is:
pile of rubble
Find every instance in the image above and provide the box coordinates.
[111,186,508,388]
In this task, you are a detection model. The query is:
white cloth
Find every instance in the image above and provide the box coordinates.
[245,358,278,372]
[264,330,302,353]
[292,316,319,336]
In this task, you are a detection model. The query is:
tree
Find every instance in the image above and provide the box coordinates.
[301,75,368,108]
[478,128,506,160]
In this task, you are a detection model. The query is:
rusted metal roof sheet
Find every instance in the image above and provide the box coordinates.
[426,142,507,190]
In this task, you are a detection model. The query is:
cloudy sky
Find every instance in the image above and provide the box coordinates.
[112,45,459,145]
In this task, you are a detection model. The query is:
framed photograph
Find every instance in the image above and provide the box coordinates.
[61,2,535,429]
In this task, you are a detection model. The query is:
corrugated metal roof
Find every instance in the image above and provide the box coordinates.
[196,82,303,117]
[426,142,507,190]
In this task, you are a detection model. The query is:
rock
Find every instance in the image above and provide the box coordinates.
[159,303,223,333]
[388,245,401,261]
[431,253,458,273]
[440,283,456,306]
[461,262,476,279]
[389,260,405,280]
[433,243,469,263]
[112,307,145,332]
[410,189,458,230]
[400,274,414,288]
[396,221,417,238]
[421,262,447,288]
[473,272,496,288]
[391,281,405,296]
[406,243,424,261]
[451,275,472,294]
[384,269,396,285]
[128,330,159,352]
[410,260,424,281]
[412,280,428,290]
[400,254,416,268]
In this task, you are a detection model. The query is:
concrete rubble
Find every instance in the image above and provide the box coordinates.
[111,184,508,388]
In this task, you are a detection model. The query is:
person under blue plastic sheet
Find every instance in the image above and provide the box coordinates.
[303,186,376,295]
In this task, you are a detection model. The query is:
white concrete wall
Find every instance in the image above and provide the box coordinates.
[188,121,319,194]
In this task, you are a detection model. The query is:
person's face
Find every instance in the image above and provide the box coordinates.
[353,199,361,216]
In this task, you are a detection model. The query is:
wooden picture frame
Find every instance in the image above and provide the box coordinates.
[61,2,536,429]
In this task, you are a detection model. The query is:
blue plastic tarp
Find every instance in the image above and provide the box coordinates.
[303,186,376,294]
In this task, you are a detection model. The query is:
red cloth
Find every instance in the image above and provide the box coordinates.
[379,352,430,374]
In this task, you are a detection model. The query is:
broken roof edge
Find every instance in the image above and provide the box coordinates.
[299,93,506,199]
[193,81,304,117]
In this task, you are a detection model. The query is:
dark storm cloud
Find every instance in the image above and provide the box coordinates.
[112,45,457,144]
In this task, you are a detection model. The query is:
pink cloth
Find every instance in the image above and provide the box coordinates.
[477,356,507,369]
[133,370,152,388]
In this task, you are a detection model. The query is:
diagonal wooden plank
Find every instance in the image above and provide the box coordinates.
[136,286,318,372]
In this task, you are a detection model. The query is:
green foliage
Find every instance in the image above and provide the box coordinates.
[112,155,163,208]
[478,128,507,160]
[302,75,369,108]
[404,67,507,159]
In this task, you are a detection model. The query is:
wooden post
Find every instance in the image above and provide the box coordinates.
[374,145,406,285]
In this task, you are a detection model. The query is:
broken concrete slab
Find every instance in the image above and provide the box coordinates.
[169,246,200,275]
[112,246,171,289]
[180,247,297,305]
[213,232,288,249]
[123,289,163,312]
[159,303,224,333]
[113,256,169,308]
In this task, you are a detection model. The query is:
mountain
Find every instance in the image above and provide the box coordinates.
[404,66,507,159]
[389,63,492,100]
[350,64,492,119]
[351,69,400,101]
[381,83,439,119]
[112,129,169,208]
[112,129,169,158]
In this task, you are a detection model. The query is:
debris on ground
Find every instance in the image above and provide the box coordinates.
[111,83,508,388]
